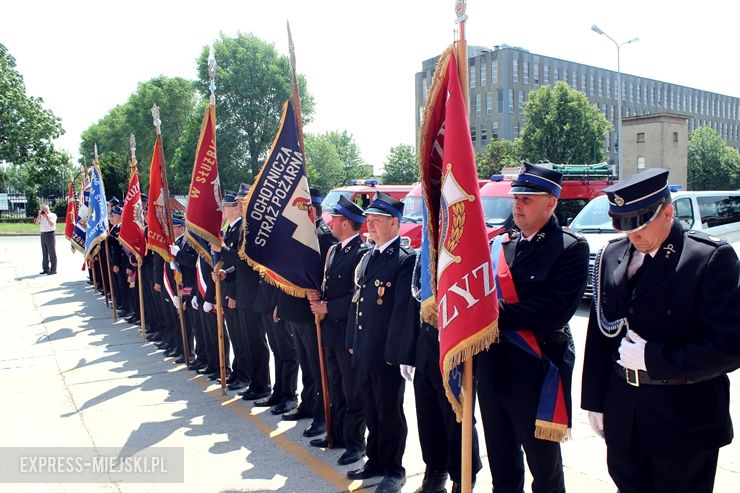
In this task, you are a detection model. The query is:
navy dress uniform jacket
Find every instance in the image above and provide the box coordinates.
[481,216,589,420]
[321,235,369,350]
[581,220,740,456]
[346,237,416,371]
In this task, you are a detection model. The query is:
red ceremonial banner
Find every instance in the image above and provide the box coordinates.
[185,103,222,262]
[146,136,173,262]
[120,168,147,262]
[419,48,499,419]
[64,181,76,243]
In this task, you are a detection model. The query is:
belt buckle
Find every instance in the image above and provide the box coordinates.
[625,368,640,387]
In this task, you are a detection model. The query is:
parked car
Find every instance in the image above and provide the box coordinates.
[570,190,740,297]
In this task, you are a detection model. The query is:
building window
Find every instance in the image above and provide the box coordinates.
[637,156,646,170]
[471,126,476,143]
[636,84,641,103]
[622,80,626,101]
[607,77,612,99]
[508,89,514,113]
[513,58,519,83]
[544,65,549,84]
[481,128,488,143]
[606,132,611,152]
[492,121,499,139]
[492,58,498,84]
[487,92,493,115]
[563,67,568,84]
[524,60,529,84]
[581,72,586,92]
[518,90,525,113]
[589,74,594,95]
[497,89,504,114]
[611,105,616,124]
[637,132,645,143]
[515,121,520,137]
[475,94,481,117]
[554,66,559,81]
[533,62,540,84]
[480,61,487,86]
[598,76,603,97]
[470,64,476,88]
[673,132,679,144]
[629,82,634,102]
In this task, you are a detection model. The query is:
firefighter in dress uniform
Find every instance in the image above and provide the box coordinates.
[478,162,589,493]
[308,196,370,465]
[581,168,740,493]
[345,192,416,493]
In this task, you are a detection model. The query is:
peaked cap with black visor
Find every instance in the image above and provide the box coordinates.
[603,168,671,233]
[509,161,563,198]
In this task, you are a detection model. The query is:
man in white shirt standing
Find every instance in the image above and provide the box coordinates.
[34,203,57,275]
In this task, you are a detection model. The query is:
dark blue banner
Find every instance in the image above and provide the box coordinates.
[239,101,322,297]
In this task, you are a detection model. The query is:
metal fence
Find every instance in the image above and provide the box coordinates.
[0,192,57,219]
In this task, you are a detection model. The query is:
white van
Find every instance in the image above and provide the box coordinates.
[569,190,740,297]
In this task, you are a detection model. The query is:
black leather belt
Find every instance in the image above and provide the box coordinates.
[616,365,720,387]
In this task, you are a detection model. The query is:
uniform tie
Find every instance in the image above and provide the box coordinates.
[628,253,652,292]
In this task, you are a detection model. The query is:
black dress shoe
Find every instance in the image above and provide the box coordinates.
[174,354,193,365]
[196,366,216,375]
[376,475,406,493]
[309,436,345,448]
[207,372,221,381]
[346,463,383,480]
[47,271,56,275]
[303,421,326,438]
[270,399,298,415]
[337,449,365,466]
[227,380,249,391]
[163,348,180,358]
[281,408,312,421]
[225,373,240,385]
[254,394,282,407]
[40,270,49,275]
[241,389,271,401]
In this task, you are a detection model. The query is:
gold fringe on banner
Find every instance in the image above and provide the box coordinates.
[442,320,499,423]
[534,420,571,443]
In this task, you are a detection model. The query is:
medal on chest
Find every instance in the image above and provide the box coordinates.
[375,279,391,305]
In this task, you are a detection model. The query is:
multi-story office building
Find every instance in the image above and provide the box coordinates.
[415,45,740,165]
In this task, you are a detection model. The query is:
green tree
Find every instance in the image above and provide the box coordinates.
[688,126,740,190]
[0,43,64,167]
[520,81,611,164]
[80,77,199,194]
[382,144,418,184]
[304,133,345,195]
[323,130,366,183]
[196,33,315,186]
[476,139,522,178]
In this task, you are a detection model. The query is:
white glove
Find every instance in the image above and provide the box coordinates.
[617,329,647,371]
[169,244,180,256]
[191,296,199,310]
[203,301,214,313]
[588,411,604,439]
[400,364,415,382]
[172,297,180,309]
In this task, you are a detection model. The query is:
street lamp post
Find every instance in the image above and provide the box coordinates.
[592,25,639,181]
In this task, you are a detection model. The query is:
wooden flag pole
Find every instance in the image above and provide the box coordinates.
[151,104,190,368]
[137,264,147,341]
[97,253,109,307]
[288,20,332,446]
[176,284,190,367]
[214,261,227,395]
[104,239,118,321]
[91,259,97,294]
[455,3,474,493]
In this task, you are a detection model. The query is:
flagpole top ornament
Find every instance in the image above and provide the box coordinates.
[208,45,216,104]
[151,104,161,135]
[93,143,99,162]
[454,0,467,23]
[129,133,137,166]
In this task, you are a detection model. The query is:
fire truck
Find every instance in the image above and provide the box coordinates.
[399,163,616,249]
[321,180,414,238]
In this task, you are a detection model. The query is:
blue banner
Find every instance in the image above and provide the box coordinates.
[85,165,109,259]
[239,101,322,297]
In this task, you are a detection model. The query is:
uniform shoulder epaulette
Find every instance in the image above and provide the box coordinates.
[399,245,416,257]
[686,229,726,247]
[562,227,586,241]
